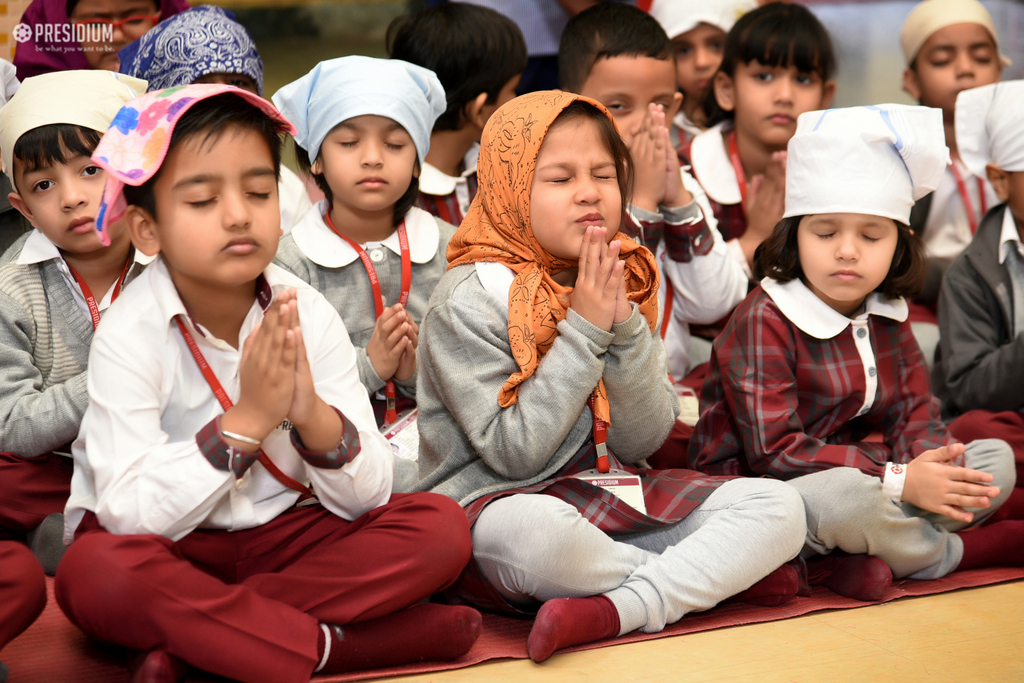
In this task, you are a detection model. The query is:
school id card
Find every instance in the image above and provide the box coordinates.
[381,408,420,462]
[573,469,647,516]
[675,385,700,426]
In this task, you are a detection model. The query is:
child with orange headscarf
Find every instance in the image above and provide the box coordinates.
[415,90,807,662]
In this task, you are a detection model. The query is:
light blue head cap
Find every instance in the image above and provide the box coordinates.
[271,55,446,167]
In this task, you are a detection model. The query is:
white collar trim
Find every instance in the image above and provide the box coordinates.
[475,261,514,314]
[689,121,742,206]
[17,228,155,267]
[418,143,480,196]
[761,277,908,339]
[291,201,440,268]
[998,205,1023,265]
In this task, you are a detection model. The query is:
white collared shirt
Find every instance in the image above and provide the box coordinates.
[65,257,394,542]
[17,228,153,320]
[997,203,1024,264]
[922,160,999,263]
[762,276,908,417]
[290,201,440,269]
[418,143,480,218]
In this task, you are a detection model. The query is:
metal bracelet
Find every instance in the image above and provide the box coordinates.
[220,429,262,447]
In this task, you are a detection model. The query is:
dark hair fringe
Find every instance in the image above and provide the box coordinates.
[559,2,674,93]
[549,100,634,223]
[704,3,836,126]
[294,140,419,229]
[11,124,102,192]
[753,215,928,300]
[387,3,527,133]
[123,93,283,219]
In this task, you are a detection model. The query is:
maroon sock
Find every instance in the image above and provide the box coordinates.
[129,650,189,683]
[527,596,620,664]
[317,603,481,674]
[957,520,1024,571]
[981,487,1024,526]
[806,553,892,602]
[725,563,799,607]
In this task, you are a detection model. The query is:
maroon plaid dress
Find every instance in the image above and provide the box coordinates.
[689,286,957,479]
[447,440,733,614]
[415,173,480,227]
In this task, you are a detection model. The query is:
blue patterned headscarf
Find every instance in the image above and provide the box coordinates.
[118,5,265,96]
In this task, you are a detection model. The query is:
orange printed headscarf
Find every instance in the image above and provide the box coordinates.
[447,90,660,424]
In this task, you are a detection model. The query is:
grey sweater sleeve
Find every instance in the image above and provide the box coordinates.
[420,282,613,481]
[0,291,89,454]
[602,304,678,462]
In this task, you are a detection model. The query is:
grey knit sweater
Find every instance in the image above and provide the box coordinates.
[274,211,456,399]
[414,263,678,507]
[0,233,142,455]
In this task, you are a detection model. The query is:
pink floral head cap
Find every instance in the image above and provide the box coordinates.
[91,83,296,245]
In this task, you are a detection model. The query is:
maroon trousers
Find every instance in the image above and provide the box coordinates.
[55,493,472,683]
[0,451,73,535]
[0,540,47,651]
[949,410,1024,486]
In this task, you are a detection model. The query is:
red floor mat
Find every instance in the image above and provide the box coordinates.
[5,567,1023,683]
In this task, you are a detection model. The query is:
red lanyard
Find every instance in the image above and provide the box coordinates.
[65,252,133,330]
[587,395,610,473]
[173,316,315,501]
[728,131,748,212]
[324,211,412,425]
[949,162,988,235]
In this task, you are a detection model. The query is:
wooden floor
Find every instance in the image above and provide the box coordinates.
[379,581,1024,682]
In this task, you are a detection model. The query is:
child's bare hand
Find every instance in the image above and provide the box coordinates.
[737,151,787,267]
[288,310,319,428]
[225,291,298,441]
[613,272,631,325]
[902,444,999,523]
[366,304,412,381]
[571,226,625,331]
[394,316,418,382]
[629,104,668,212]
[660,124,691,209]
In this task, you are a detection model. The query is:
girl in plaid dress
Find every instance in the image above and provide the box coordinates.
[416,90,808,663]
[690,104,1022,603]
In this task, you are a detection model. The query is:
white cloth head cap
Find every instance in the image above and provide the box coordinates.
[648,0,756,39]
[0,70,147,184]
[272,56,445,167]
[900,0,1010,67]
[0,59,20,108]
[784,104,949,224]
[957,81,1024,176]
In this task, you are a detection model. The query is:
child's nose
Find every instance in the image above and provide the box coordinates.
[575,178,602,203]
[694,46,715,69]
[774,77,794,102]
[836,235,858,259]
[61,181,88,210]
[361,140,384,166]
[222,189,251,229]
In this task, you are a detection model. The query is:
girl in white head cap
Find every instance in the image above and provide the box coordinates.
[691,103,1024,601]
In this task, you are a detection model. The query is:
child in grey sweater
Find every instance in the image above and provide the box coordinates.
[416,90,807,663]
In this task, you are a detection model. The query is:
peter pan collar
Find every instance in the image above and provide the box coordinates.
[418,143,480,197]
[761,276,908,340]
[689,121,742,206]
[291,200,440,268]
[17,228,155,267]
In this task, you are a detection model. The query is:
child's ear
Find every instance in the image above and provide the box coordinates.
[713,71,736,112]
[124,205,161,257]
[902,67,922,102]
[7,191,35,226]
[986,163,1011,203]
[466,92,490,131]
[667,91,683,120]
[819,80,836,109]
[311,156,324,176]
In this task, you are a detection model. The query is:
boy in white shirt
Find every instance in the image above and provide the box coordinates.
[54,85,479,683]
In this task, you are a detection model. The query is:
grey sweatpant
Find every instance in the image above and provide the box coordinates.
[471,477,806,635]
[789,438,1016,580]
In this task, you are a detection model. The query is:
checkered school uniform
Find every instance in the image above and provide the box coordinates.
[689,278,957,479]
